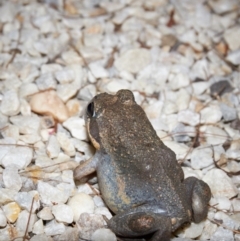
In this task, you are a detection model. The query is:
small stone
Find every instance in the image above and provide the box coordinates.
[0,188,18,205]
[169,73,190,90]
[30,234,50,241]
[211,226,234,241]
[16,210,37,232]
[191,147,213,169]
[19,83,39,98]
[68,193,95,222]
[10,116,40,134]
[0,209,7,227]
[19,134,41,144]
[213,196,232,211]
[1,145,33,169]
[94,207,113,220]
[192,81,209,95]
[176,88,191,111]
[208,0,239,14]
[77,213,105,240]
[200,125,228,145]
[172,123,195,143]
[162,101,178,115]
[224,25,240,51]
[163,141,190,160]
[0,124,19,141]
[210,80,233,96]
[0,90,20,116]
[78,84,97,101]
[178,109,200,126]
[54,226,79,241]
[52,204,73,224]
[3,165,22,191]
[203,168,238,199]
[63,117,88,141]
[37,181,70,205]
[37,207,54,221]
[106,79,130,93]
[2,202,21,223]
[35,73,57,91]
[32,219,44,235]
[44,220,66,236]
[199,219,217,240]
[226,49,240,65]
[219,103,237,122]
[56,132,75,157]
[114,48,151,74]
[30,90,69,122]
[89,62,109,78]
[232,199,240,212]
[57,82,79,103]
[46,135,60,159]
[55,68,75,84]
[181,221,205,239]
[92,228,117,241]
[200,105,222,123]
[14,191,39,213]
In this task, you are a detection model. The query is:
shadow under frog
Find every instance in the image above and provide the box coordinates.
[74,89,211,241]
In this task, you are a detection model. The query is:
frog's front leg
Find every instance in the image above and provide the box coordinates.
[74,152,100,181]
[107,205,172,241]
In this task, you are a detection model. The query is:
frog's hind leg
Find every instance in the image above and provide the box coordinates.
[107,207,172,241]
[183,176,211,223]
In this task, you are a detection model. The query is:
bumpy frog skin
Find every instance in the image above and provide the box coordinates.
[74,89,211,241]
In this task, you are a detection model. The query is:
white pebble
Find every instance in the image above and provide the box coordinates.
[55,68,75,84]
[52,204,73,224]
[46,135,60,159]
[0,209,7,227]
[37,207,54,221]
[211,196,232,211]
[163,141,190,160]
[94,207,113,220]
[37,181,70,205]
[169,73,190,90]
[114,48,151,74]
[106,79,130,93]
[191,147,213,169]
[211,226,234,241]
[89,62,109,78]
[32,219,44,235]
[1,145,33,169]
[203,168,238,199]
[19,83,39,98]
[14,191,39,213]
[226,49,240,65]
[200,105,222,123]
[3,165,22,191]
[181,221,205,239]
[68,193,95,222]
[178,109,200,126]
[0,188,18,205]
[30,234,50,241]
[224,26,240,51]
[232,199,240,212]
[0,90,20,116]
[36,73,57,90]
[16,210,37,232]
[44,220,66,236]
[92,228,117,241]
[57,132,75,157]
[192,82,209,95]
[10,116,40,134]
[63,117,88,141]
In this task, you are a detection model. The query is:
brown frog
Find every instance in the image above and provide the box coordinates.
[74,89,211,241]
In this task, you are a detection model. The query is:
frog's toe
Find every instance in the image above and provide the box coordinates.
[184,176,211,223]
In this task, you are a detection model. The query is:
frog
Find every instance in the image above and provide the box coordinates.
[74,89,211,241]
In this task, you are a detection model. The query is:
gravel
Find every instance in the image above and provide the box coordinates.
[0,0,240,240]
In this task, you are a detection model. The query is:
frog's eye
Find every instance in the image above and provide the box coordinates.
[87,102,95,117]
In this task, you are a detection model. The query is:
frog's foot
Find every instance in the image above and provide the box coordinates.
[108,208,171,241]
[184,176,211,223]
